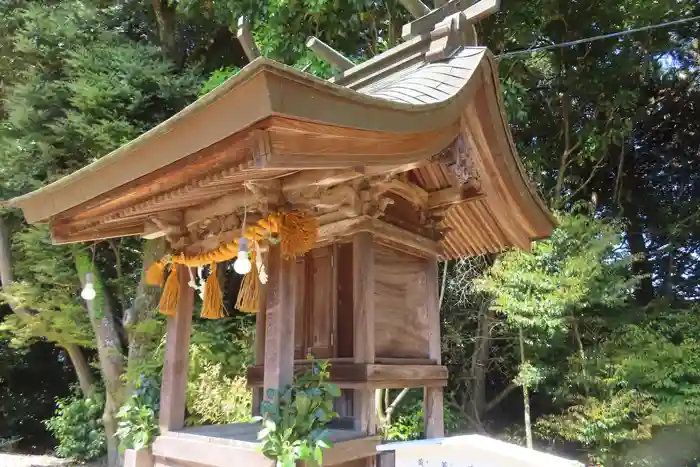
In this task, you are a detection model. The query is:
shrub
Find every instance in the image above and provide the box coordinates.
[116,376,160,451]
[45,392,106,461]
[187,362,251,425]
[256,360,341,467]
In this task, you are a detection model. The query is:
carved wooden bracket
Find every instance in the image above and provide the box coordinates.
[245,179,283,211]
[144,212,185,245]
[436,135,480,187]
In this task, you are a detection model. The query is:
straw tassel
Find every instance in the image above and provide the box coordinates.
[235,261,260,313]
[159,266,180,316]
[145,260,165,286]
[201,263,225,319]
[280,211,318,259]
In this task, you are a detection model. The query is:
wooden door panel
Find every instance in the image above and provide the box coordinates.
[309,247,334,359]
[294,256,307,359]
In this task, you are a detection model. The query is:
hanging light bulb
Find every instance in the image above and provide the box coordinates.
[81,273,97,301]
[233,237,252,275]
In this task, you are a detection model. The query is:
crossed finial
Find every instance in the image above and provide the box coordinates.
[234,0,500,75]
[400,0,501,40]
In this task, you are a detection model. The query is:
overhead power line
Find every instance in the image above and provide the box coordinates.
[498,15,700,58]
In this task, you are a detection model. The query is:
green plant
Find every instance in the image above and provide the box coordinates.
[45,392,106,461]
[256,360,341,467]
[116,376,160,451]
[187,362,251,425]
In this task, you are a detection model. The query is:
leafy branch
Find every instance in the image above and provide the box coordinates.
[255,359,341,467]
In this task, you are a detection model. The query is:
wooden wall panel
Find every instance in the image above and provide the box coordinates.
[374,245,430,359]
[294,256,307,359]
[336,242,354,358]
[310,247,334,358]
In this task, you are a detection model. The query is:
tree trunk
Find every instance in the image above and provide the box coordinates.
[0,215,97,397]
[625,216,654,304]
[65,343,96,396]
[126,238,167,388]
[519,328,533,449]
[75,249,125,467]
[151,0,179,65]
[467,304,492,427]
[621,167,655,305]
[0,215,14,286]
[570,313,588,396]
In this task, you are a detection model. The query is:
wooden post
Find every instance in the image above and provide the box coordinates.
[424,257,445,438]
[159,265,195,432]
[352,232,376,434]
[252,285,267,416]
[263,245,296,398]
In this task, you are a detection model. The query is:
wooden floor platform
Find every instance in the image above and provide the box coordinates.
[152,422,379,467]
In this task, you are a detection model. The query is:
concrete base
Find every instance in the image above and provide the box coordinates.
[124,448,155,467]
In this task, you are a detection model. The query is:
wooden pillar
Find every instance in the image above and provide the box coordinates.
[424,257,445,438]
[263,244,296,398]
[252,284,267,416]
[159,265,195,432]
[352,232,377,434]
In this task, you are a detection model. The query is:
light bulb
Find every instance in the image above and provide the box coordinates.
[81,283,96,301]
[233,250,252,275]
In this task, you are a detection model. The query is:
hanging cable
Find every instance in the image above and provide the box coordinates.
[498,15,700,58]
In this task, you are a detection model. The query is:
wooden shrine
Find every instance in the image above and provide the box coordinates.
[9,1,555,466]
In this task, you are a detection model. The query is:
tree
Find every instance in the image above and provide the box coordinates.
[0,2,200,463]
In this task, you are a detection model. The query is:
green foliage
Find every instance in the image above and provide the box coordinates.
[256,360,340,467]
[479,213,632,333]
[385,400,424,442]
[187,362,251,425]
[45,392,106,461]
[0,226,93,348]
[116,376,160,451]
[199,66,240,96]
[185,318,254,425]
[539,306,700,465]
[189,317,254,377]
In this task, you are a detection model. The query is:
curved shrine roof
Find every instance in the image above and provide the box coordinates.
[10,31,555,259]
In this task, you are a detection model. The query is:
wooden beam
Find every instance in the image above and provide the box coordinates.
[305,37,355,71]
[50,223,145,245]
[184,192,245,227]
[369,218,441,258]
[259,124,457,170]
[463,0,501,23]
[398,0,431,18]
[424,258,445,438]
[237,16,260,62]
[352,232,376,434]
[378,179,428,209]
[248,363,448,387]
[428,184,484,210]
[159,265,195,432]
[142,211,184,240]
[282,169,363,194]
[316,216,441,258]
[263,245,296,397]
